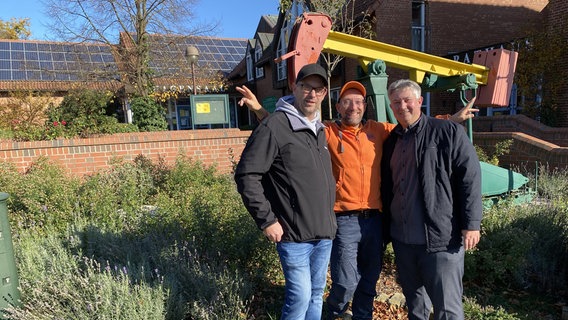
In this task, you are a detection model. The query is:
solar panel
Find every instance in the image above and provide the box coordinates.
[147,35,247,77]
[0,35,246,83]
[0,40,119,81]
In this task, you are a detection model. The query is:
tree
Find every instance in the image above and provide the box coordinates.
[43,0,217,97]
[513,24,568,127]
[311,0,375,118]
[279,0,376,118]
[0,18,31,39]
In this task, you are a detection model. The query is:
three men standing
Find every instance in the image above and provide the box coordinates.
[235,64,482,320]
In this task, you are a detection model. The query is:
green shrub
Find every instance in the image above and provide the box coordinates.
[152,154,278,273]
[511,206,568,291]
[533,164,568,204]
[3,154,567,320]
[466,184,568,294]
[2,155,275,320]
[0,157,80,235]
[46,89,137,138]
[6,225,166,320]
[464,297,519,320]
[130,96,168,132]
[475,139,513,166]
[76,159,157,233]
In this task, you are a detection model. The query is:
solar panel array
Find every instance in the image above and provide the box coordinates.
[148,36,248,77]
[0,40,119,82]
[0,36,247,84]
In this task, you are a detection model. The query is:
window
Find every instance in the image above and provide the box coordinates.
[412,0,431,115]
[411,1,427,52]
[246,51,254,81]
[276,23,288,81]
[255,43,264,78]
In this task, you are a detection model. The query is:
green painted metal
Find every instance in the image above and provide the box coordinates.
[0,192,21,316]
[480,162,529,196]
[360,60,397,124]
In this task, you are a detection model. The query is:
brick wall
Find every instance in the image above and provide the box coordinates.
[473,114,568,147]
[545,0,568,127]
[2,116,566,179]
[427,0,547,56]
[0,129,251,177]
[473,132,568,172]
[472,115,568,172]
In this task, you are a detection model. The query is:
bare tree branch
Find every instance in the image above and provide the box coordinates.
[42,0,218,97]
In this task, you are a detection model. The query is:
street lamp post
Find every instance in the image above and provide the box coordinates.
[185,46,199,95]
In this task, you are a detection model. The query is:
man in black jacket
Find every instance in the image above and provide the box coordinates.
[234,63,337,320]
[381,79,482,320]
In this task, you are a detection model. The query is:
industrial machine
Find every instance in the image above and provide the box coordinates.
[278,12,532,205]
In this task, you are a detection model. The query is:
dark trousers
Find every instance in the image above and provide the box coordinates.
[392,240,465,320]
[326,213,383,320]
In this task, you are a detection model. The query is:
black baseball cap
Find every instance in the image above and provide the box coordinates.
[295,63,328,86]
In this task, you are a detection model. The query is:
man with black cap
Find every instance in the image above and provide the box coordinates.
[234,63,337,320]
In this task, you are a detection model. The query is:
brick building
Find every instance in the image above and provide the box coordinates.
[234,0,568,127]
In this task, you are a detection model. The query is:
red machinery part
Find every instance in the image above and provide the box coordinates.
[280,13,332,90]
[474,49,519,107]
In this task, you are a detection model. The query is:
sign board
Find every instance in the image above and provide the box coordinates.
[190,94,230,126]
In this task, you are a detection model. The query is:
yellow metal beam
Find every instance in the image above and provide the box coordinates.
[323,30,490,85]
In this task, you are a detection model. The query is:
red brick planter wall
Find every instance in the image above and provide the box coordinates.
[0,129,252,177]
[472,115,568,172]
[2,116,567,179]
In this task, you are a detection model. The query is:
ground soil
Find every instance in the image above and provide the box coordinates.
[371,260,408,319]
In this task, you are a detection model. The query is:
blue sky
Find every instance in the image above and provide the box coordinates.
[1,0,280,40]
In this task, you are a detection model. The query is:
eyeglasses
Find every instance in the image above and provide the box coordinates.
[299,83,326,95]
[340,99,366,107]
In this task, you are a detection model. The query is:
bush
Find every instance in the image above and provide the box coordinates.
[0,155,273,319]
[465,204,534,288]
[0,157,80,235]
[130,96,168,132]
[475,139,513,166]
[45,89,138,139]
[152,154,277,273]
[464,297,519,320]
[4,156,565,319]
[5,226,166,320]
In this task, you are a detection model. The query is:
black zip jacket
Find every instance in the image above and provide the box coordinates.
[235,110,337,242]
[381,115,482,252]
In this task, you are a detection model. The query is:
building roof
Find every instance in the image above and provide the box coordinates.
[0,34,248,93]
[227,14,279,80]
[0,39,120,91]
[256,15,278,35]
[255,32,275,66]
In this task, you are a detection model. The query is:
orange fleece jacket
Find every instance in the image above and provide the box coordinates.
[324,120,396,212]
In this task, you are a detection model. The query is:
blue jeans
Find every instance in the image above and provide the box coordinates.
[277,239,333,320]
[392,240,465,320]
[326,214,383,320]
